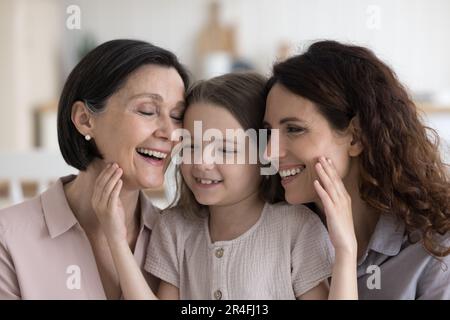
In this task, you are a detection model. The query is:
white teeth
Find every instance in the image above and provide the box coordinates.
[137,148,168,159]
[196,178,221,185]
[279,166,305,178]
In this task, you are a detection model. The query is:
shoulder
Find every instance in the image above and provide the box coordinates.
[0,196,45,239]
[266,201,324,229]
[411,232,450,298]
[156,206,204,236]
[424,232,450,268]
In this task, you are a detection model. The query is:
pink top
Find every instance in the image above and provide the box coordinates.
[0,175,160,299]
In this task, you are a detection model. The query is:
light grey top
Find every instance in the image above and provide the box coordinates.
[357,213,450,299]
[145,202,334,300]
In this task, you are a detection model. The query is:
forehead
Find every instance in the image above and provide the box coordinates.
[116,64,185,103]
[184,102,242,132]
[265,83,318,122]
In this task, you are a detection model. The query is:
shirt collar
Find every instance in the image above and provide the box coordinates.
[139,189,160,230]
[41,175,160,239]
[367,213,406,257]
[41,175,79,239]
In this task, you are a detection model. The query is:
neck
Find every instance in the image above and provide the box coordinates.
[208,190,265,242]
[64,160,140,239]
[314,158,379,259]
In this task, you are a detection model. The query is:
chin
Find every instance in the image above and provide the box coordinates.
[131,172,164,190]
[193,195,214,206]
[192,193,221,206]
[284,188,315,205]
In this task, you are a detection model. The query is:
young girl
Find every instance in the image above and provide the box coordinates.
[92,72,358,299]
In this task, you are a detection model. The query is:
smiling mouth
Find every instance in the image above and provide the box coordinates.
[279,165,306,181]
[136,148,168,161]
[136,148,169,167]
[194,177,223,185]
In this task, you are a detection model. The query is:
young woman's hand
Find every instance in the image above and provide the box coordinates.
[313,156,357,256]
[313,156,358,299]
[91,163,127,243]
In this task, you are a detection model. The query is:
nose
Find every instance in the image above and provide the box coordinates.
[193,145,216,171]
[153,113,175,141]
[193,162,215,172]
[264,132,286,162]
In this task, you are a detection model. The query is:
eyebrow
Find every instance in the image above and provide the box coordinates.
[129,93,162,101]
[263,117,306,128]
[279,117,307,125]
[128,93,185,108]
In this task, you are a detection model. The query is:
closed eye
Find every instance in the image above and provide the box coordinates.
[171,113,184,122]
[171,109,185,123]
[218,148,237,154]
[171,116,183,122]
[139,111,155,116]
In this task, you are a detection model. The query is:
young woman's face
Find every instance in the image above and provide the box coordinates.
[181,103,262,206]
[264,83,354,205]
[91,64,185,189]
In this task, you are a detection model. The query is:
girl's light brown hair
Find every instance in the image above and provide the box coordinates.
[170,72,284,219]
[267,40,450,257]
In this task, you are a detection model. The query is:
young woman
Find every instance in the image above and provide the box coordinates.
[0,39,189,299]
[263,40,450,299]
[91,72,358,300]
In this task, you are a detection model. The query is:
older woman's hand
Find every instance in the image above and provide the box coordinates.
[91,163,127,243]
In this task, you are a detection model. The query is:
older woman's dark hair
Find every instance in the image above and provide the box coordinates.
[267,40,450,257]
[58,39,190,171]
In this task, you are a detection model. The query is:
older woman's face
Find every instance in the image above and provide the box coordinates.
[264,83,353,205]
[91,64,185,189]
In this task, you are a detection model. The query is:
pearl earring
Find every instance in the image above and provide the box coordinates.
[85,134,91,141]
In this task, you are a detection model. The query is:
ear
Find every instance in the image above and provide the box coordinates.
[71,101,95,139]
[347,116,363,157]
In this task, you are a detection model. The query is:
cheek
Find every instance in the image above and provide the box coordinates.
[319,139,351,178]
[109,117,151,145]
[180,164,193,181]
[329,153,351,179]
[225,165,260,189]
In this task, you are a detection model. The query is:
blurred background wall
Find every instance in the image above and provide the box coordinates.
[0,0,449,207]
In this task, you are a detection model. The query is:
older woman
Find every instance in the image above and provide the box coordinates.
[0,39,189,299]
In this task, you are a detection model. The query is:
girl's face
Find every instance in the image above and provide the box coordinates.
[181,103,262,206]
[90,65,185,190]
[264,83,358,205]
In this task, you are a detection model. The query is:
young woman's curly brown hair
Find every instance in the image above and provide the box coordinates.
[268,40,450,257]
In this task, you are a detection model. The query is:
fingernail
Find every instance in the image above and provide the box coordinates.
[327,158,332,164]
